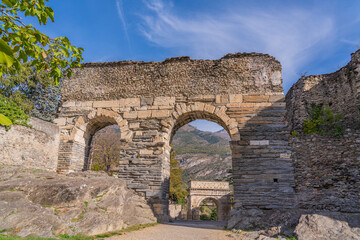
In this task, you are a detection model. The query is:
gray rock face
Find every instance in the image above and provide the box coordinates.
[0,166,156,238]
[295,214,360,240]
[229,208,360,240]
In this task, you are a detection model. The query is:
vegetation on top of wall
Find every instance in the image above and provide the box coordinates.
[302,104,345,138]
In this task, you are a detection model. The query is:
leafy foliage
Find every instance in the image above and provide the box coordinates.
[169,151,188,204]
[0,113,11,126]
[291,130,298,137]
[1,61,61,122]
[303,104,345,137]
[0,95,29,129]
[0,0,84,83]
[29,82,61,121]
[0,0,83,128]
[199,200,217,221]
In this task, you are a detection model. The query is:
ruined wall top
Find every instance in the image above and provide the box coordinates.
[62,53,283,101]
[190,181,230,190]
[285,49,360,130]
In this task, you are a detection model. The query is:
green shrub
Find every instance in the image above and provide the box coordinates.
[210,208,217,221]
[291,130,299,137]
[200,214,210,220]
[303,104,345,137]
[0,96,30,130]
[91,163,105,171]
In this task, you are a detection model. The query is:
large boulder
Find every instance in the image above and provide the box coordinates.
[0,166,156,238]
[295,214,360,240]
[228,208,360,240]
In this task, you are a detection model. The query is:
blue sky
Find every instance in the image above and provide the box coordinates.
[32,0,360,132]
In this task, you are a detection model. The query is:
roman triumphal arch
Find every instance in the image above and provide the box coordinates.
[187,181,231,221]
[56,53,295,220]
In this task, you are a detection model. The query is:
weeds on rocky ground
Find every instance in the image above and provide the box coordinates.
[0,223,158,240]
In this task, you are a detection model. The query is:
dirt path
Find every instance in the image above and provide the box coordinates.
[108,221,237,240]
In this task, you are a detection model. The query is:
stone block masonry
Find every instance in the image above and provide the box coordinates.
[0,118,59,171]
[286,49,360,213]
[291,130,360,213]
[57,52,295,219]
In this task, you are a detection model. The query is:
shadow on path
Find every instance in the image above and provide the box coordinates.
[166,220,227,230]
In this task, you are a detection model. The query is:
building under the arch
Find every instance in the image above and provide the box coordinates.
[187,180,231,221]
[56,53,295,220]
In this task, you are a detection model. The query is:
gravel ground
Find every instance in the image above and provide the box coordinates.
[108,221,238,240]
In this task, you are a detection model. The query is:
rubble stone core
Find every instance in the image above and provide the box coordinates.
[56,53,295,219]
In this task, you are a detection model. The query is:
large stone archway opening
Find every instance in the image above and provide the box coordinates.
[56,53,296,221]
[167,113,234,221]
[57,109,129,173]
[198,197,219,221]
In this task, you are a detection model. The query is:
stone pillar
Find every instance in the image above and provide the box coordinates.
[230,95,296,209]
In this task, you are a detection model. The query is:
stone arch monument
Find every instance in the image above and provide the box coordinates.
[56,53,295,220]
[187,181,231,221]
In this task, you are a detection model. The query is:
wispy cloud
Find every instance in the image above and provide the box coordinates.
[116,0,131,49]
[139,0,335,90]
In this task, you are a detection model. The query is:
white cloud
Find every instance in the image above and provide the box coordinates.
[116,0,131,48]
[139,0,335,90]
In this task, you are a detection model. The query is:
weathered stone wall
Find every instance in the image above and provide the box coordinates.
[291,130,360,213]
[168,203,182,220]
[286,49,360,213]
[57,52,295,219]
[0,118,59,171]
[61,53,283,101]
[286,49,360,130]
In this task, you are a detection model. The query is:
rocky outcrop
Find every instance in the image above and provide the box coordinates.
[295,214,360,240]
[228,209,360,240]
[0,166,156,238]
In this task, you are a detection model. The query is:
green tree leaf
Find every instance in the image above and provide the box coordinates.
[0,51,15,67]
[0,0,83,83]
[2,0,15,7]
[0,113,13,126]
[0,39,14,56]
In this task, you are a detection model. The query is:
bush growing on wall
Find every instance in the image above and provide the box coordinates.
[303,104,345,137]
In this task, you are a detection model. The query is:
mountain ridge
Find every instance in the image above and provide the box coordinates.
[172,124,232,183]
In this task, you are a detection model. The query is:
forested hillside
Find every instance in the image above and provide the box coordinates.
[172,124,232,183]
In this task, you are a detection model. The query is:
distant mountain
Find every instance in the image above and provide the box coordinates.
[213,129,231,141]
[172,124,232,183]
